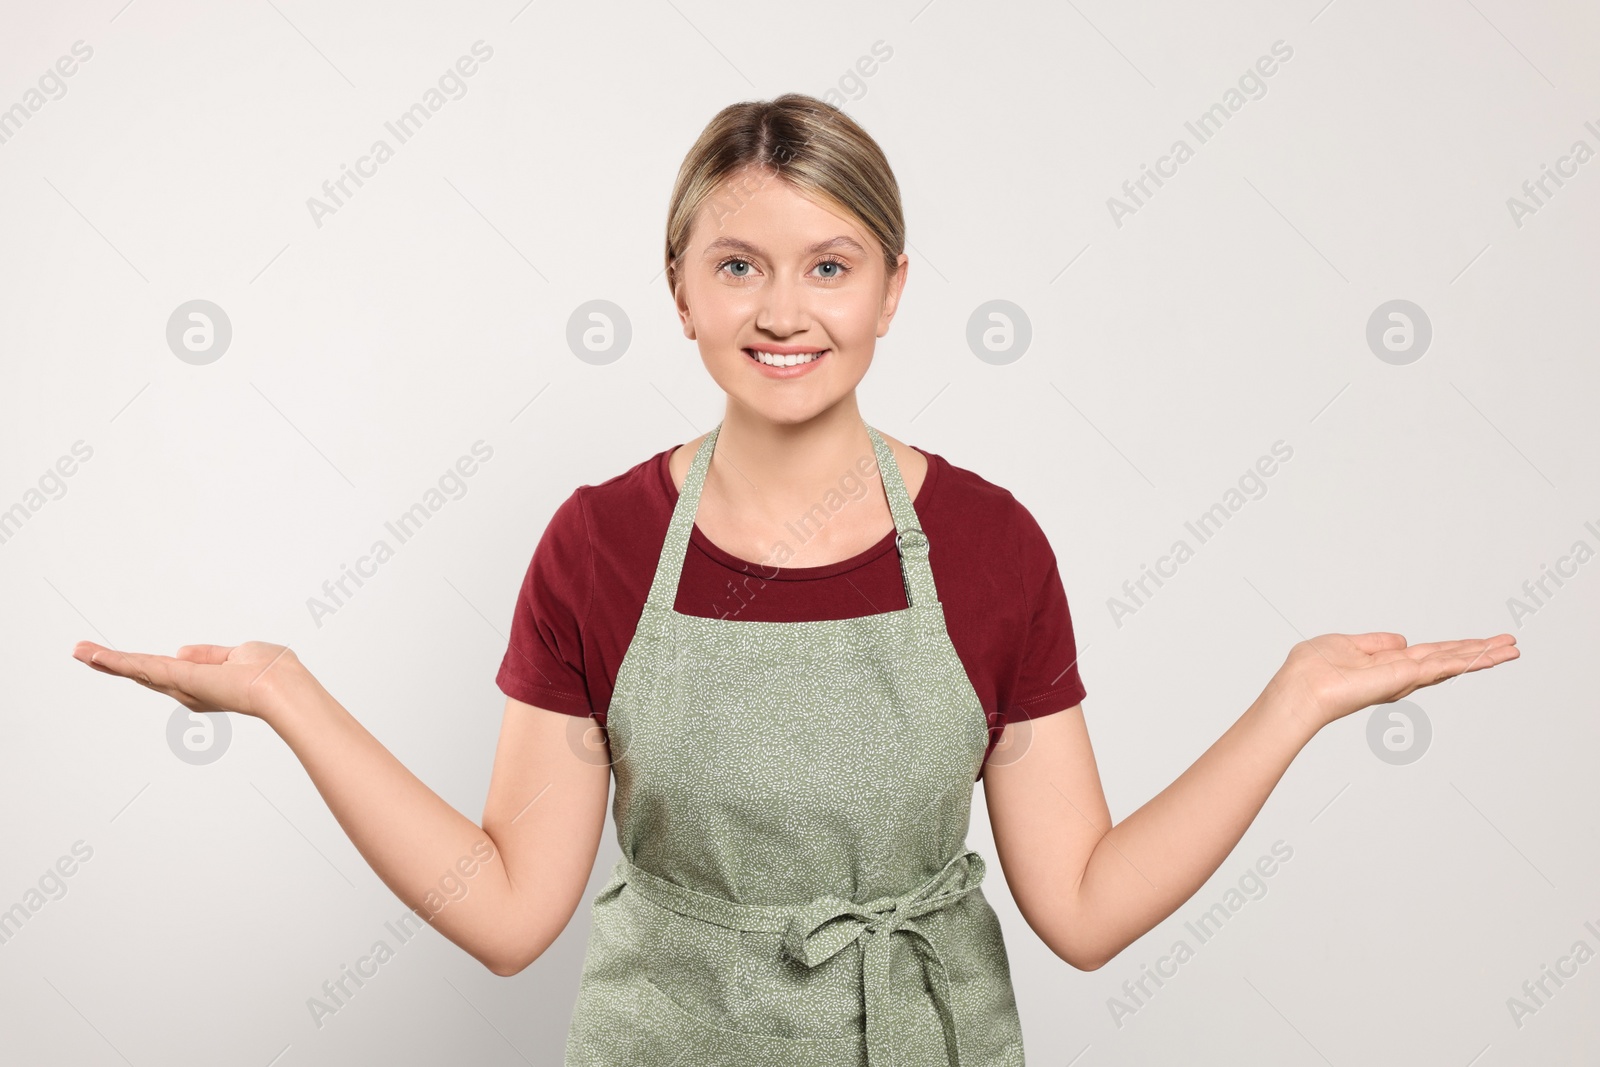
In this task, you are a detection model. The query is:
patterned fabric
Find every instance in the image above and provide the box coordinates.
[564,420,1027,1066]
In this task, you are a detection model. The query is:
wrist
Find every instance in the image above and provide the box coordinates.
[257,660,336,736]
[1253,674,1325,747]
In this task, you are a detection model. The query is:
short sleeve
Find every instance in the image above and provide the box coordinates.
[494,490,596,717]
[1006,499,1087,722]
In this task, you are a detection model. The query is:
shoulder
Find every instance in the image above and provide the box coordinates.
[534,445,676,556]
[906,444,1058,568]
[906,441,1026,520]
[868,429,930,503]
[666,432,705,493]
[572,444,676,512]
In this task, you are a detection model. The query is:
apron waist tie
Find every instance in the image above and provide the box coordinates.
[610,848,986,1067]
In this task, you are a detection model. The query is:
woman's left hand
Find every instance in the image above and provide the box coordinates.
[70,639,312,722]
[1267,631,1520,732]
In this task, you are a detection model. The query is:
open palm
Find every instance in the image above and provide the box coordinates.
[71,639,308,720]
[1272,631,1519,730]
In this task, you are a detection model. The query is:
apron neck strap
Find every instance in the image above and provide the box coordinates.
[645,420,940,612]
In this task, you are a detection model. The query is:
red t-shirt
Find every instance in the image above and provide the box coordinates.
[495,441,1087,780]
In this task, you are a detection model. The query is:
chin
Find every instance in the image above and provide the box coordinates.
[738,400,826,425]
[700,355,869,425]
[735,393,860,428]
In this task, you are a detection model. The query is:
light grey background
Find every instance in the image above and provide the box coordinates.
[3,1,1595,1063]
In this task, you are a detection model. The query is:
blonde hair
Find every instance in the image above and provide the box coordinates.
[663,93,905,297]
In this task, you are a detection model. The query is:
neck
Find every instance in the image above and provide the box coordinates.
[704,396,895,549]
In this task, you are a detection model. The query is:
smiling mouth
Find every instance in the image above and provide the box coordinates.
[745,348,828,367]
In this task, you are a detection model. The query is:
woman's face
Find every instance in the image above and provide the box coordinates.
[673,166,909,427]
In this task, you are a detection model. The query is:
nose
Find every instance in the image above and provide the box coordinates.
[755,272,808,337]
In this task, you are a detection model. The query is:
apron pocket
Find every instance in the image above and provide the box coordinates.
[641,975,864,1067]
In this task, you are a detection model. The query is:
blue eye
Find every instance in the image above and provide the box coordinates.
[813,258,851,281]
[714,256,852,282]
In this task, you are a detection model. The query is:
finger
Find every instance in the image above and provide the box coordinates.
[1372,636,1517,668]
[72,640,113,664]
[74,640,143,668]
[81,657,124,676]
[86,648,182,691]
[1420,633,1516,652]
[1365,644,1512,700]
[1427,638,1519,666]
[1345,632,1407,654]
[1451,642,1520,674]
[176,644,234,664]
[1400,638,1490,660]
[73,641,117,674]
[78,645,143,677]
[1425,644,1519,684]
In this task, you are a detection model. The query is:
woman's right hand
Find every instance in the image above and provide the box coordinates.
[70,639,315,722]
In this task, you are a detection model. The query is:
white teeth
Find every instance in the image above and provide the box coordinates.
[749,350,823,367]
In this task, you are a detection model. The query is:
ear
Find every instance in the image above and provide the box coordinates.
[671,272,697,340]
[876,253,910,337]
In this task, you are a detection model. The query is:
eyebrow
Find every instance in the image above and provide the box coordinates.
[699,235,868,259]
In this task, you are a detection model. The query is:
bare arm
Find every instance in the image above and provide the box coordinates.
[273,685,610,975]
[986,631,1519,971]
[71,639,610,976]
[986,689,1310,971]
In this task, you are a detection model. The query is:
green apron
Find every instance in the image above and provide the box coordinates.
[564,420,1027,1066]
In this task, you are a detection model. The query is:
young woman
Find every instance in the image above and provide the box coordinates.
[71,94,1518,1065]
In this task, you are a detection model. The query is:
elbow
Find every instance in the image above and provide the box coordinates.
[482,934,544,977]
[481,897,578,977]
[484,951,533,977]
[482,926,555,977]
[1068,948,1111,972]
[1031,907,1114,971]
[1043,928,1115,972]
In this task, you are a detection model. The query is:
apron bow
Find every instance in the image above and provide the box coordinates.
[611,848,987,1066]
[779,849,987,1067]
